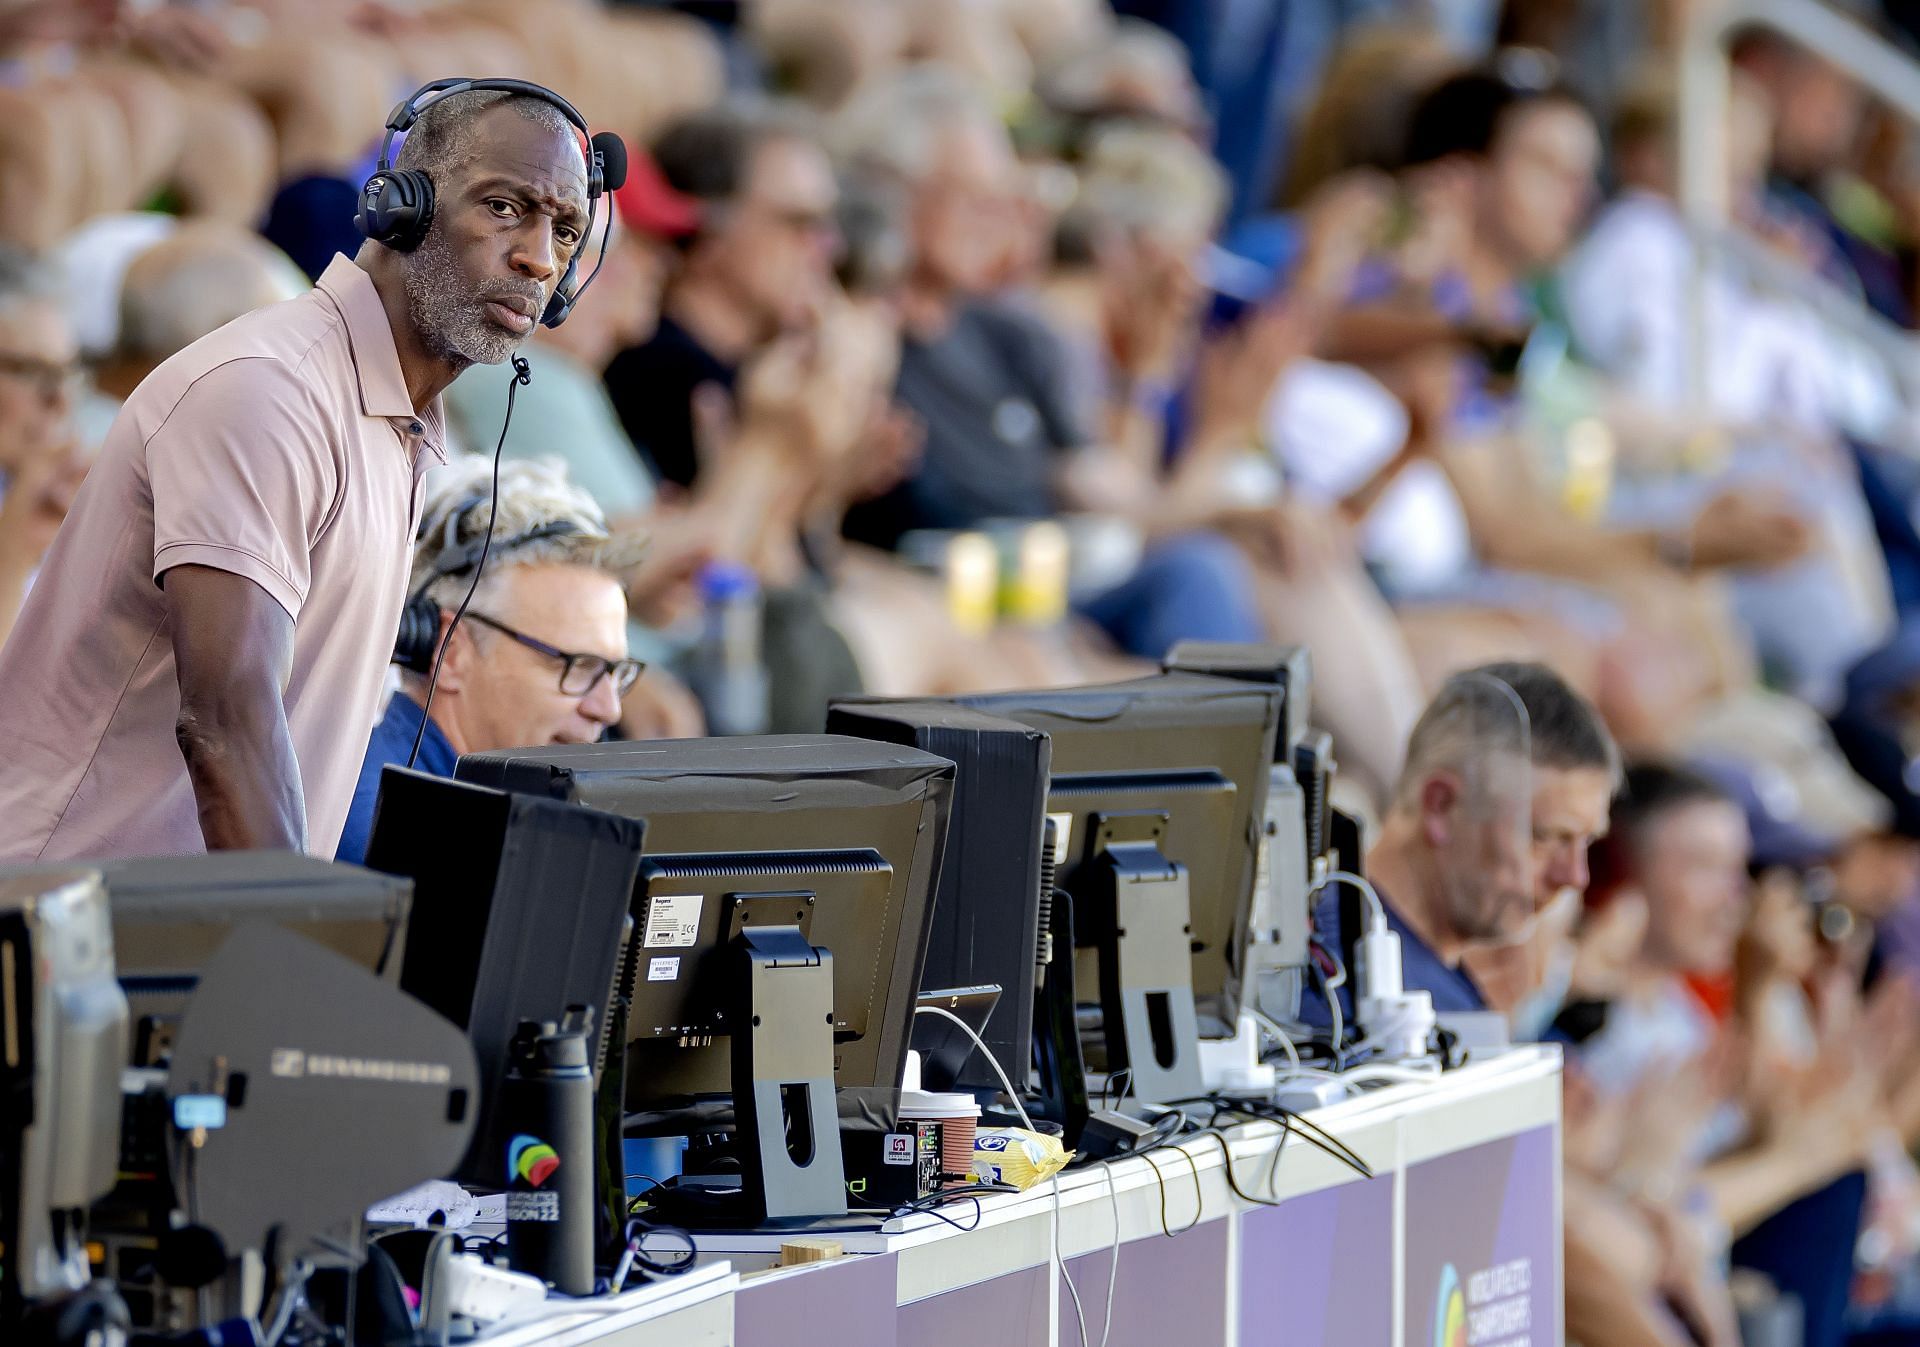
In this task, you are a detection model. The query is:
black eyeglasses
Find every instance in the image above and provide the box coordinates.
[465,612,645,698]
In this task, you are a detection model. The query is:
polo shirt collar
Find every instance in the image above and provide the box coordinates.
[317,255,417,421]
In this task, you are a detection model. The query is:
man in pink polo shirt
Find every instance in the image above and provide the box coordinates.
[0,82,595,861]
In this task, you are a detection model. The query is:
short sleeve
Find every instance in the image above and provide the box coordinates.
[148,358,338,621]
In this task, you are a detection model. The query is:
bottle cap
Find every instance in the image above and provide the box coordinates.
[698,560,759,602]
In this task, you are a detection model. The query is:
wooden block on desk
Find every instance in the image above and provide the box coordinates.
[779,1237,843,1266]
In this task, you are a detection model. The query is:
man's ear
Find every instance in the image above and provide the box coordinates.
[433,611,477,695]
[1419,771,1463,849]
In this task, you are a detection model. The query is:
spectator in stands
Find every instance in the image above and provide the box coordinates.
[605,102,842,491]
[0,85,590,861]
[91,221,306,406]
[1570,763,1908,1347]
[1296,63,1812,748]
[336,459,650,865]
[833,69,1268,661]
[0,247,83,651]
[602,98,1136,715]
[1031,121,1423,796]
[1563,70,1895,709]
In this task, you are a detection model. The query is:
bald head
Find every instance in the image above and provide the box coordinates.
[117,222,304,368]
[393,89,578,190]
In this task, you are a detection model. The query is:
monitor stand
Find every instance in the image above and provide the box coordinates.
[725,919,847,1224]
[642,907,849,1229]
[1084,812,1205,1108]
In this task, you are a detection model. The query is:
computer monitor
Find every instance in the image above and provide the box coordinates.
[363,768,647,1187]
[455,735,954,1223]
[93,853,411,1067]
[1164,643,1333,1026]
[952,674,1281,1109]
[0,868,128,1325]
[824,701,1052,1102]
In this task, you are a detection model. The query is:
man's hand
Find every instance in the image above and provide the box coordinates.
[1190,302,1310,449]
[0,434,83,569]
[1683,488,1813,571]
[167,564,305,852]
[1104,235,1201,383]
[1292,170,1392,305]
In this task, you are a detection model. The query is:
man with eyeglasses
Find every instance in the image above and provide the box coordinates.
[335,457,648,865]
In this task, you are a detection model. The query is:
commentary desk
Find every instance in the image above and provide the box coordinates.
[480,1045,1563,1347]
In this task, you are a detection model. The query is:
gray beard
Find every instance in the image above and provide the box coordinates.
[401,227,530,367]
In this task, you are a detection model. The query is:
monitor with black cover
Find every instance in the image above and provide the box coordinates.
[951,674,1280,1118]
[455,736,953,1225]
[363,768,647,1188]
[825,700,1051,1104]
[1163,643,1331,1026]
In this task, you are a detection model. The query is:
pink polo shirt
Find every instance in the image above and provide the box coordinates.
[0,255,447,862]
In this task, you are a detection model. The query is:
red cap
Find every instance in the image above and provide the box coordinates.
[612,149,702,239]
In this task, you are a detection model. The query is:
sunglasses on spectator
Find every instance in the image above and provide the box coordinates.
[0,353,83,399]
[465,612,646,698]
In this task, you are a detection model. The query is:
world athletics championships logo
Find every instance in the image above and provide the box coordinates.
[508,1135,561,1188]
[1434,1264,1467,1347]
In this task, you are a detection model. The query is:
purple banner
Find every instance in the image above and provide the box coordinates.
[734,1251,897,1347]
[1239,1175,1394,1346]
[1057,1217,1230,1347]
[900,1263,1051,1347]
[1403,1127,1559,1347]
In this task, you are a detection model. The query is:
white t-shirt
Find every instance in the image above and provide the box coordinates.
[1562,190,1884,435]
[1264,358,1475,591]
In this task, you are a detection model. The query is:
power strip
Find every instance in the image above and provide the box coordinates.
[441,1253,548,1323]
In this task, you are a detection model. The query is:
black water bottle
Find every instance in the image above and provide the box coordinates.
[502,1007,597,1296]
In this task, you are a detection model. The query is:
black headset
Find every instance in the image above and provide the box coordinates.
[392,493,582,674]
[355,76,629,328]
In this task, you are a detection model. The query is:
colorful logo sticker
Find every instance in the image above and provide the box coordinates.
[1434,1264,1467,1347]
[508,1135,560,1188]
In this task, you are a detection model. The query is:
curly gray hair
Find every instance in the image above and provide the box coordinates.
[412,455,648,612]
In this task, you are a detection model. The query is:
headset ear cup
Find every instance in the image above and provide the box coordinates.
[393,594,442,673]
[357,169,436,252]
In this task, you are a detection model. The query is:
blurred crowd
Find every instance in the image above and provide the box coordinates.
[22,0,1920,1343]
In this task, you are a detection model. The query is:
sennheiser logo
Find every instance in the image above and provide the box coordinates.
[269,1048,452,1086]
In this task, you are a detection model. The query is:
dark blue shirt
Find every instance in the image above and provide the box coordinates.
[1299,883,1487,1032]
[336,693,457,865]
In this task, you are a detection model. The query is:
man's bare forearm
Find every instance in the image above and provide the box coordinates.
[176,696,305,853]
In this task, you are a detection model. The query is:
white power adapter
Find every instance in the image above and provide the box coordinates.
[441,1252,549,1324]
[1354,901,1434,1060]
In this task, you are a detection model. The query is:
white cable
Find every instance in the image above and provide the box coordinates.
[1099,1163,1121,1347]
[1324,964,1343,1061]
[1310,869,1388,932]
[913,1003,1075,1341]
[1057,1176,1089,1347]
[1247,1005,1302,1072]
[912,1004,1034,1131]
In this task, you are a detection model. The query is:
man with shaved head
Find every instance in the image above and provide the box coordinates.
[0,81,602,862]
[92,221,307,403]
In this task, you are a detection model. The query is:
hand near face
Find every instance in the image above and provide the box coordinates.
[1103,235,1200,383]
[0,434,84,565]
[1685,488,1813,571]
[1191,302,1310,445]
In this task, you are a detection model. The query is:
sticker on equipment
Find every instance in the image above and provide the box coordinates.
[646,957,680,982]
[643,893,703,948]
[884,1133,915,1166]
